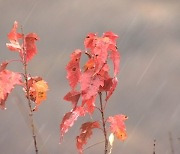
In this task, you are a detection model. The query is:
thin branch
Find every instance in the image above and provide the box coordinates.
[83,140,105,152]
[103,91,108,110]
[99,92,108,154]
[21,26,38,154]
[169,132,174,154]
[153,139,156,154]
[85,50,92,58]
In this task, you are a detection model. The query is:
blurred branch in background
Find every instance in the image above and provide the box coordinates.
[13,92,48,154]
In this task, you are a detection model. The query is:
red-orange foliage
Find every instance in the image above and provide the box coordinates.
[0,21,48,110]
[60,32,128,153]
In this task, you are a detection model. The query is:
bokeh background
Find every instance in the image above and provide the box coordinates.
[0,0,180,153]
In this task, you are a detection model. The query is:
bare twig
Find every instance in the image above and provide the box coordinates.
[99,92,108,154]
[21,26,38,154]
[153,139,156,154]
[169,132,174,154]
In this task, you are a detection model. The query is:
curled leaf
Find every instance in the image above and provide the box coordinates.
[109,133,115,146]
[60,106,86,142]
[23,33,40,62]
[0,62,8,72]
[66,49,82,89]
[64,90,81,108]
[105,77,118,101]
[76,121,100,154]
[6,21,22,52]
[26,77,48,111]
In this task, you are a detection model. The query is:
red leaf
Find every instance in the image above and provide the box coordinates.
[100,78,113,92]
[109,46,120,76]
[103,31,118,45]
[105,77,118,101]
[6,42,22,52]
[64,90,81,108]
[23,33,39,62]
[6,21,22,52]
[7,21,22,41]
[0,94,8,110]
[66,49,82,89]
[82,96,96,114]
[25,76,48,111]
[76,121,100,154]
[80,70,104,101]
[0,70,22,109]
[84,33,96,49]
[60,106,86,142]
[107,114,128,141]
[0,62,8,72]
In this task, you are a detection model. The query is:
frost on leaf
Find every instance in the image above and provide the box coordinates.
[6,21,22,52]
[66,49,82,89]
[26,77,48,111]
[107,114,128,141]
[64,90,81,108]
[0,70,22,109]
[60,106,85,142]
[76,121,100,154]
[23,33,39,62]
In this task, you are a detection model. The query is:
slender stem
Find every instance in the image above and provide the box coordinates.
[83,140,105,152]
[99,92,108,154]
[153,139,156,154]
[169,132,174,154]
[21,26,38,154]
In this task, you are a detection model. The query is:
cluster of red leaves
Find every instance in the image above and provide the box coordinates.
[0,21,48,110]
[60,32,128,153]
[6,21,39,63]
[0,63,22,109]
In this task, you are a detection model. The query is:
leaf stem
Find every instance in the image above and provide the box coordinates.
[83,140,105,152]
[21,26,38,154]
[99,92,108,154]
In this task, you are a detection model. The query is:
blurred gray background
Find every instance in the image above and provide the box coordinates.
[0,0,180,153]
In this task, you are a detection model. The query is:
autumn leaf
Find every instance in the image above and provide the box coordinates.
[84,33,96,49]
[66,49,82,89]
[0,62,8,72]
[82,96,96,114]
[76,121,100,154]
[64,90,81,108]
[105,77,118,101]
[83,58,95,71]
[80,70,104,101]
[109,45,120,77]
[103,31,118,45]
[107,114,128,141]
[100,78,113,92]
[0,94,8,110]
[0,69,22,109]
[60,106,86,142]
[6,21,22,52]
[23,33,40,62]
[30,79,48,111]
